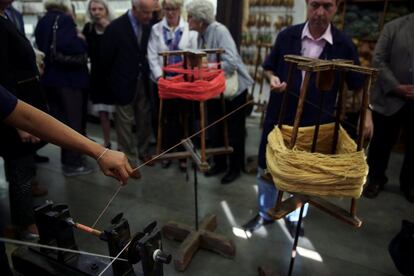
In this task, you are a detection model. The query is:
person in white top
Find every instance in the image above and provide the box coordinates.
[147,0,197,170]
[148,0,197,82]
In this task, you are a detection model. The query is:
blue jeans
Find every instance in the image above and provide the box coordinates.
[258,167,308,222]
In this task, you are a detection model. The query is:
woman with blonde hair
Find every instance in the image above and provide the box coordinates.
[147,0,197,170]
[82,0,114,149]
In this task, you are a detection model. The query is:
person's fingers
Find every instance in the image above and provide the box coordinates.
[116,166,129,185]
[103,169,117,179]
[107,169,128,186]
[271,82,287,92]
[31,136,41,143]
[131,169,141,179]
[120,154,140,179]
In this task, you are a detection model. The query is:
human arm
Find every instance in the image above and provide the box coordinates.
[262,32,287,92]
[147,25,163,81]
[210,24,238,75]
[372,22,414,99]
[4,100,139,184]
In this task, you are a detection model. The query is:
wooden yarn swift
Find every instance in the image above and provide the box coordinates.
[156,49,236,272]
[155,49,233,172]
[267,55,378,227]
[259,55,378,276]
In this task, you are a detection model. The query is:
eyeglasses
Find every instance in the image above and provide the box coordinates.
[163,7,179,12]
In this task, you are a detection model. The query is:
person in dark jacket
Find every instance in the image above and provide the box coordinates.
[242,0,368,235]
[5,4,24,33]
[35,0,91,176]
[101,0,156,165]
[363,13,414,202]
[0,0,49,241]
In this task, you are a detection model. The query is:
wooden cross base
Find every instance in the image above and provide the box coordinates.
[162,213,236,271]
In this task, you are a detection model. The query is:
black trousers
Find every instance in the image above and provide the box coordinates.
[4,154,36,227]
[207,90,247,172]
[161,99,192,152]
[0,198,13,275]
[46,87,85,167]
[367,102,414,190]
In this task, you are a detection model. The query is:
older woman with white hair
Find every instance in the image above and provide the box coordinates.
[186,0,254,184]
[82,0,114,149]
[147,0,197,170]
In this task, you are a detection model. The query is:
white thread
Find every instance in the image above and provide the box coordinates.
[0,237,128,262]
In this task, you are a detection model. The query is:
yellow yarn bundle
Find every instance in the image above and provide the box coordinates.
[266,123,368,198]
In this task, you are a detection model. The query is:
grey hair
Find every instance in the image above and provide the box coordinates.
[131,0,141,7]
[131,0,158,9]
[43,0,72,12]
[86,0,114,21]
[186,0,215,25]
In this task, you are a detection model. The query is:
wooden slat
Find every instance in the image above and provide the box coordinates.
[152,147,233,161]
[307,196,362,227]
[199,230,236,258]
[174,232,201,271]
[162,214,235,272]
[162,222,193,242]
[198,213,217,232]
[268,195,307,220]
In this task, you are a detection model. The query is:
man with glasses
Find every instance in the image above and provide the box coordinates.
[242,0,368,235]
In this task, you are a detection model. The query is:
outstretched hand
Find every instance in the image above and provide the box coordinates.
[97,150,141,185]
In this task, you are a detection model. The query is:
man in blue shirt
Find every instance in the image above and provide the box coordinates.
[242,0,366,235]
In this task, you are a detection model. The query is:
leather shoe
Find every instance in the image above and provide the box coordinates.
[284,217,304,238]
[161,160,171,169]
[363,183,381,198]
[363,178,386,199]
[179,160,187,172]
[204,165,227,177]
[221,170,240,184]
[242,214,274,232]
